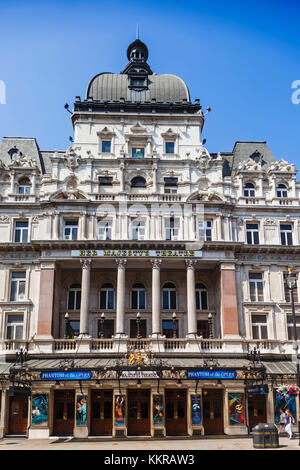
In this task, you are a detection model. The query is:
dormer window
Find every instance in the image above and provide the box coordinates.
[277,184,288,198]
[130,78,145,87]
[244,182,255,198]
[18,177,31,195]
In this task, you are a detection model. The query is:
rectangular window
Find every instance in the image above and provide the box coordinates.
[162,319,178,338]
[284,273,298,303]
[131,78,145,87]
[287,315,300,340]
[99,176,113,186]
[164,177,178,194]
[165,217,179,240]
[246,223,259,245]
[64,220,78,240]
[280,224,293,246]
[130,319,147,338]
[132,148,144,158]
[6,314,24,340]
[98,319,114,338]
[101,141,111,153]
[132,221,145,240]
[10,272,26,301]
[14,221,28,243]
[249,273,264,302]
[98,220,112,240]
[198,220,213,241]
[251,314,268,339]
[165,142,175,154]
[197,320,209,338]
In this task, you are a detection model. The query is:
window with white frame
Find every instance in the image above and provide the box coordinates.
[244,182,255,197]
[98,220,112,240]
[277,183,288,198]
[251,314,268,339]
[6,314,24,340]
[165,216,179,240]
[131,221,145,240]
[10,271,26,301]
[199,220,213,241]
[131,283,146,310]
[100,283,115,310]
[162,282,177,310]
[246,223,260,245]
[18,177,31,195]
[280,224,293,246]
[164,177,178,194]
[67,283,81,310]
[196,283,208,310]
[287,315,300,340]
[249,273,264,302]
[14,220,28,243]
[64,220,78,240]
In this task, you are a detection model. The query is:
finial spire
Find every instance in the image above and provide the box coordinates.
[136,23,139,40]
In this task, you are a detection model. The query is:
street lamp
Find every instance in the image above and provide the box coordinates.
[136,312,141,338]
[64,312,70,339]
[99,312,105,338]
[286,267,300,445]
[172,312,177,339]
[208,313,214,339]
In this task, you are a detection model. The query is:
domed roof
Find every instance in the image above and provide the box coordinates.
[86,72,191,103]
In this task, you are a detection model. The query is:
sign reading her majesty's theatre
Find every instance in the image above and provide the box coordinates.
[72,249,202,258]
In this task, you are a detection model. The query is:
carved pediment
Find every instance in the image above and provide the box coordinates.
[97,126,116,138]
[238,158,262,172]
[52,190,87,201]
[130,122,147,134]
[161,128,179,140]
[267,159,295,173]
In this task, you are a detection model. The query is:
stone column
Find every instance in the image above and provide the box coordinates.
[53,211,59,240]
[37,263,55,337]
[115,259,127,336]
[10,170,15,194]
[151,259,162,336]
[79,258,91,336]
[220,263,240,338]
[0,390,8,438]
[186,260,198,337]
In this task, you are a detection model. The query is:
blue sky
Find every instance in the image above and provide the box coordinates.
[0,0,300,168]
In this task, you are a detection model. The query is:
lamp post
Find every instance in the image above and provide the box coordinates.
[172,312,177,339]
[99,312,105,338]
[286,267,300,445]
[136,312,141,338]
[208,313,214,339]
[64,312,70,339]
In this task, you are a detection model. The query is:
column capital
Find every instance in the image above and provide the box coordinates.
[80,258,92,270]
[185,259,198,270]
[150,258,162,270]
[116,258,127,270]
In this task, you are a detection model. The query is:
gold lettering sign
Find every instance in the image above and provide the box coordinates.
[76,249,201,258]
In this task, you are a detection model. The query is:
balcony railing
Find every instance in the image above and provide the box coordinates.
[0,338,293,355]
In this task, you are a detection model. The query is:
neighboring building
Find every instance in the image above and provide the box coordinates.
[0,38,299,439]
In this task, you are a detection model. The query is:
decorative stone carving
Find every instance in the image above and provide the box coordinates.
[268,159,295,173]
[65,146,81,171]
[264,218,277,226]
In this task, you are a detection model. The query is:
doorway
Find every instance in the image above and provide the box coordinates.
[53,390,75,436]
[248,394,267,431]
[202,389,224,434]
[91,389,113,435]
[8,395,28,435]
[165,389,187,436]
[127,389,150,436]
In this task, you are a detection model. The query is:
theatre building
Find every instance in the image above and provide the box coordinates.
[0,38,300,439]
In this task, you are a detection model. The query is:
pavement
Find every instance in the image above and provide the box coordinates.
[0,435,299,451]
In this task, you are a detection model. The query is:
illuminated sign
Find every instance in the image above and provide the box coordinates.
[187,370,237,380]
[41,371,92,381]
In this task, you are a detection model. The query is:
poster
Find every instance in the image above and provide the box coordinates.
[275,391,296,424]
[228,393,245,425]
[115,395,125,426]
[191,395,201,425]
[31,394,48,426]
[153,395,164,425]
[76,395,87,426]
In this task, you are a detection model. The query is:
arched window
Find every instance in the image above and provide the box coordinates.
[18,177,31,195]
[131,176,146,187]
[196,283,208,310]
[100,283,115,310]
[243,182,255,198]
[162,282,177,310]
[131,283,146,309]
[277,183,288,198]
[68,283,81,310]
